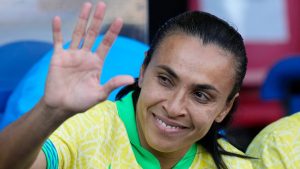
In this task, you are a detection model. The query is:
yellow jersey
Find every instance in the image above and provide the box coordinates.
[42,93,252,169]
[247,112,300,169]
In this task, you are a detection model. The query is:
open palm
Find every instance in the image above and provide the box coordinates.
[43,2,134,115]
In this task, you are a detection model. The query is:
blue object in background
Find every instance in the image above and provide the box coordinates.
[0,41,52,116]
[0,36,148,130]
[261,56,300,115]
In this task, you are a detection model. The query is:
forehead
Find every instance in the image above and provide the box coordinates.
[150,34,236,92]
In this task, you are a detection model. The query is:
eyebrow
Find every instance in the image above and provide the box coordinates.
[193,84,220,94]
[156,65,220,94]
[156,65,179,80]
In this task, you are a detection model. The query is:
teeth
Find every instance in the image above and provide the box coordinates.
[156,118,180,129]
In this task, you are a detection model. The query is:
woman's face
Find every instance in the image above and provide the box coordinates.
[136,33,238,156]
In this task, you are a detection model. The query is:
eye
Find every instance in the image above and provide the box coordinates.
[157,75,173,87]
[193,91,209,103]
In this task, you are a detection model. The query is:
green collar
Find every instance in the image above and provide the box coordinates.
[116,92,197,169]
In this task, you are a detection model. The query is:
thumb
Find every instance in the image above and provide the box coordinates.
[100,75,135,98]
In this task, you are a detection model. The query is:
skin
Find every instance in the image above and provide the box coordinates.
[0,2,239,169]
[0,2,134,169]
[136,34,238,169]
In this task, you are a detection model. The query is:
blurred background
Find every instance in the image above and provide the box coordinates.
[1,0,300,151]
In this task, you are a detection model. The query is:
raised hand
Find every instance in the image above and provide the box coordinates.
[43,2,134,115]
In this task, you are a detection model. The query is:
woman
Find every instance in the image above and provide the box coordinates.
[0,2,252,169]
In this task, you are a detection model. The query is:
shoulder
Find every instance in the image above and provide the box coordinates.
[47,101,133,168]
[247,112,300,152]
[65,100,118,126]
[190,139,253,169]
[218,139,244,154]
[246,113,300,169]
[257,112,300,136]
[50,100,122,142]
[86,100,118,117]
[218,139,253,169]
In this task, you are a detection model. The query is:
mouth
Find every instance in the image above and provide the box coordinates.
[152,113,188,133]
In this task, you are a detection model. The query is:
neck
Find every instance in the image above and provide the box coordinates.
[155,149,189,169]
[141,137,190,169]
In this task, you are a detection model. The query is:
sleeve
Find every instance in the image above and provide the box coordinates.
[42,139,59,169]
[46,116,81,169]
[43,101,117,169]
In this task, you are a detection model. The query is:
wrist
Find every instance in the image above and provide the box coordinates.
[37,97,73,126]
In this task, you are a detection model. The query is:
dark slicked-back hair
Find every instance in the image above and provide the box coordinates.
[116,11,248,169]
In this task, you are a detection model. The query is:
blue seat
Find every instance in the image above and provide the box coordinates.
[0,36,148,130]
[0,40,52,114]
[261,56,300,115]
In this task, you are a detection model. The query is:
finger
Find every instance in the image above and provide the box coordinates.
[100,75,134,98]
[52,16,63,52]
[82,2,106,50]
[96,18,123,60]
[70,2,92,49]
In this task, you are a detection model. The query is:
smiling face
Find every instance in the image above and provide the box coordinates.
[136,33,238,157]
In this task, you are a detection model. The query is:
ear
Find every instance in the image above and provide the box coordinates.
[138,65,145,88]
[215,93,239,123]
[139,51,148,87]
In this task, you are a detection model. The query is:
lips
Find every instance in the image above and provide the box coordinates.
[152,113,188,130]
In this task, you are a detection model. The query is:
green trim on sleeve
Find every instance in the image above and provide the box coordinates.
[42,139,59,169]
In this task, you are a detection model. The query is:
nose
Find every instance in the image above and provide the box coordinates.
[162,90,187,117]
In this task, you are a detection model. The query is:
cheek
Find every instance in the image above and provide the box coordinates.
[137,79,161,116]
[189,107,220,131]
[139,76,166,104]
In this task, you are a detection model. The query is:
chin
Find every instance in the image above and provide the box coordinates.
[146,135,186,153]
